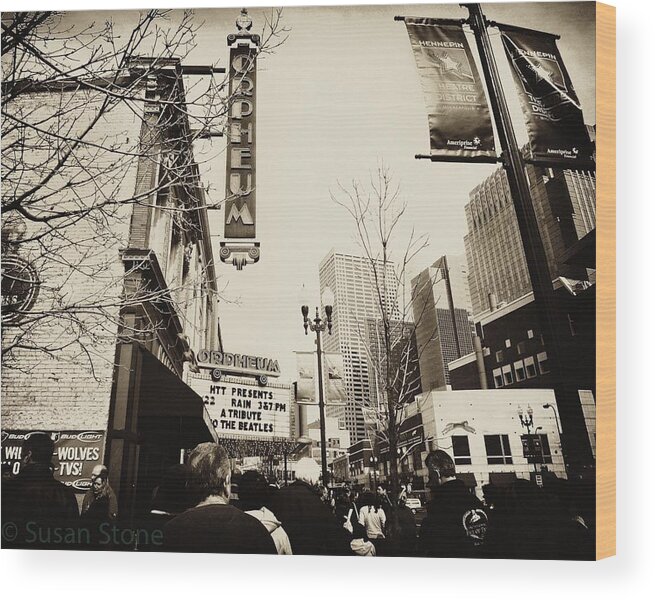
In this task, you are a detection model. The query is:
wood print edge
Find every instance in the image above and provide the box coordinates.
[595,0,616,561]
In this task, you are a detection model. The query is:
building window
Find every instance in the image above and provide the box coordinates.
[524,356,537,378]
[452,435,472,465]
[527,329,534,339]
[516,341,527,356]
[537,351,550,375]
[505,338,511,348]
[484,434,513,465]
[495,350,504,363]
[502,364,514,386]
[493,367,503,388]
[514,360,526,382]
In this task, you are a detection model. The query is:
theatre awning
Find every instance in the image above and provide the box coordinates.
[456,472,478,489]
[137,347,218,448]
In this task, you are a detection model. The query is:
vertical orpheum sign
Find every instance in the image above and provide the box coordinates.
[220,9,261,270]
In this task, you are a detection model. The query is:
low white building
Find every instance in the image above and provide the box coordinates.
[406,388,566,498]
[307,417,351,467]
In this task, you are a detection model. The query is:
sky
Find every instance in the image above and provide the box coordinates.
[63,2,596,382]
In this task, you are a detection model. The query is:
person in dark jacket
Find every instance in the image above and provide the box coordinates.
[268,477,352,556]
[81,464,117,525]
[163,443,276,555]
[386,495,417,557]
[2,433,79,548]
[418,450,488,558]
[149,463,195,523]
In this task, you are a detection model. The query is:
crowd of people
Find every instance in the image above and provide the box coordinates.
[1,434,594,559]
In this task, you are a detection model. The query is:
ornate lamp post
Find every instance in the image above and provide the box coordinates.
[518,405,534,433]
[369,455,379,490]
[518,405,539,475]
[301,287,334,487]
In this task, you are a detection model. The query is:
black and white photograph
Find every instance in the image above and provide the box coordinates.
[1,0,609,563]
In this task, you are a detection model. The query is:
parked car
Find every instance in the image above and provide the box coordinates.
[405,496,422,513]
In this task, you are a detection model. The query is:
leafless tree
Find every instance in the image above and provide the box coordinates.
[331,164,443,503]
[1,9,288,374]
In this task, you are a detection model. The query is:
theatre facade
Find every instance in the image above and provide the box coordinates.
[1,60,222,518]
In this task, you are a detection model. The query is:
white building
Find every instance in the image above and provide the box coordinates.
[307,416,351,467]
[406,388,566,498]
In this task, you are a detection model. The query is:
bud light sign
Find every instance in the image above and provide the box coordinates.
[1,430,105,492]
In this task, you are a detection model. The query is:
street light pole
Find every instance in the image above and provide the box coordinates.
[465,3,575,463]
[302,292,334,488]
[543,403,562,435]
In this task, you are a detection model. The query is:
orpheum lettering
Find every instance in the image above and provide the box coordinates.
[197,349,280,375]
[224,43,257,239]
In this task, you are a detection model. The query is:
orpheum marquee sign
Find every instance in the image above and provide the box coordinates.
[197,349,280,385]
[187,375,291,440]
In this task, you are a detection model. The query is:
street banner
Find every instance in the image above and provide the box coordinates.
[404,18,496,159]
[324,352,348,405]
[499,26,594,163]
[295,351,316,403]
[1,430,105,492]
[224,43,257,239]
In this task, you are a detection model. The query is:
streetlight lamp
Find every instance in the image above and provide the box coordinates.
[543,403,562,435]
[517,405,539,475]
[369,455,379,490]
[301,287,334,487]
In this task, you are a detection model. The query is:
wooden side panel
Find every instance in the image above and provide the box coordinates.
[595,1,616,561]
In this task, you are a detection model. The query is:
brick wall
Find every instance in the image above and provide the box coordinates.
[2,89,143,431]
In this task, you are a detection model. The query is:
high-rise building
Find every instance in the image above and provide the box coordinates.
[411,255,474,391]
[319,250,400,443]
[464,163,596,318]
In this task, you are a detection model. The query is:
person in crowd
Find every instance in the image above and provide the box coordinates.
[238,470,292,555]
[418,450,489,558]
[485,477,592,560]
[340,490,360,535]
[334,487,351,526]
[385,494,417,557]
[377,484,393,514]
[350,521,376,556]
[149,464,194,524]
[81,464,117,523]
[268,475,352,556]
[130,464,195,552]
[2,433,79,547]
[358,490,387,555]
[163,443,276,554]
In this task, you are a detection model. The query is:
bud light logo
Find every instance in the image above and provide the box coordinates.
[1,431,8,444]
[72,478,92,491]
[76,431,103,443]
